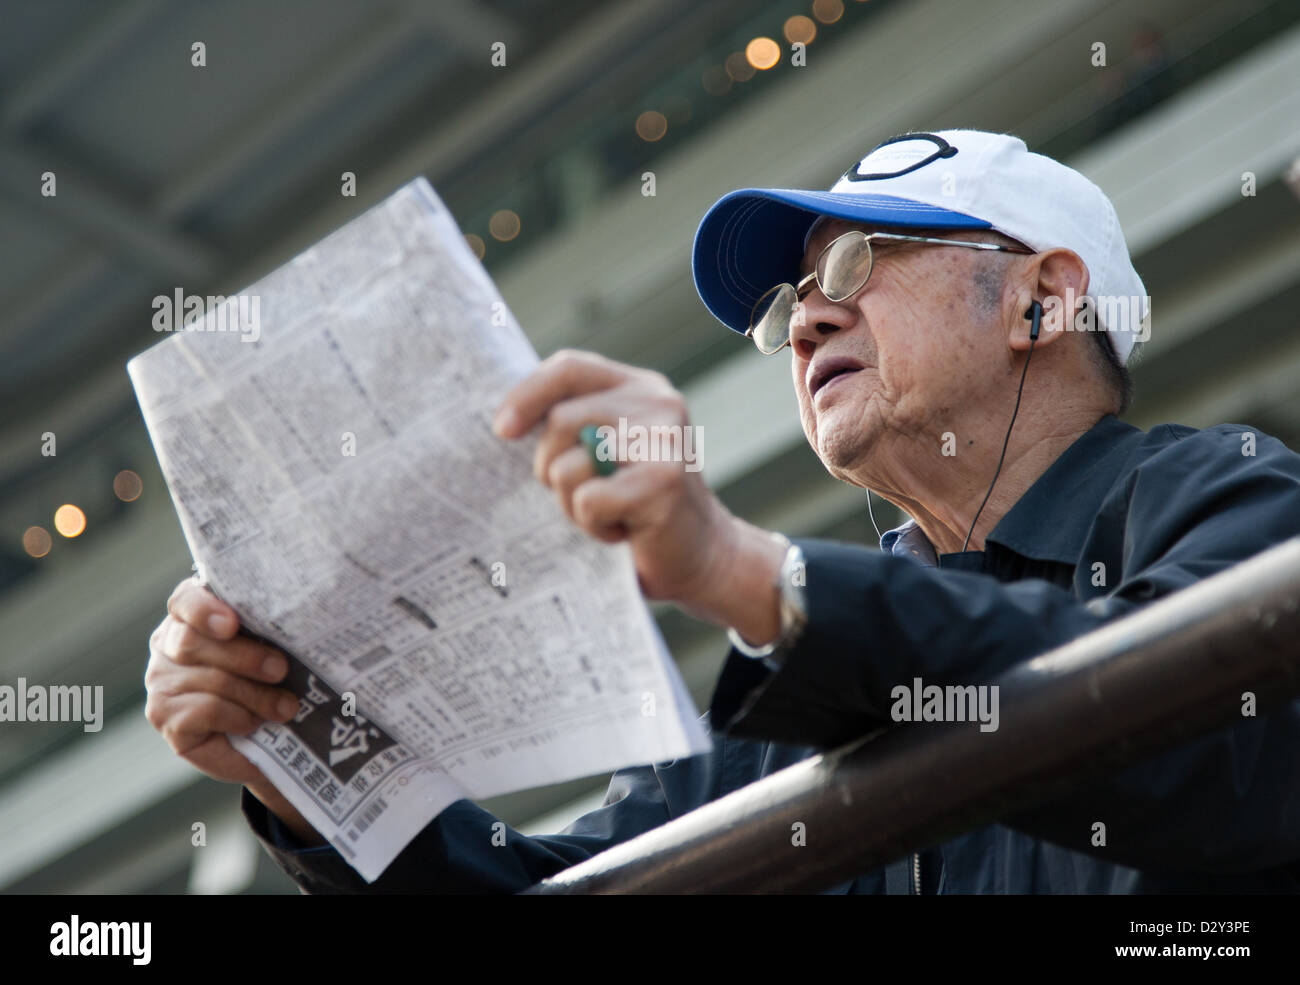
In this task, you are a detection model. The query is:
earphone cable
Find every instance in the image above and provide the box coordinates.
[961,332,1038,553]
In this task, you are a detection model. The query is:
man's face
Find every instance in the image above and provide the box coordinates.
[789,217,1011,483]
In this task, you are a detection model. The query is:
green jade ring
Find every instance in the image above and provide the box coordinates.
[578,424,619,476]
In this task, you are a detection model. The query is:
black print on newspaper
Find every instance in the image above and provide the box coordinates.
[279,655,398,785]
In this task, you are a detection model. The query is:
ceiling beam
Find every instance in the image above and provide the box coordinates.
[0,0,167,130]
[396,0,518,56]
[0,143,216,278]
[153,9,424,219]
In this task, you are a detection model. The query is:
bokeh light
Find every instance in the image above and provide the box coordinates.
[725,52,755,82]
[53,504,86,538]
[635,110,668,142]
[813,0,845,24]
[745,37,781,71]
[488,209,520,242]
[113,469,143,502]
[784,15,817,45]
[22,526,52,558]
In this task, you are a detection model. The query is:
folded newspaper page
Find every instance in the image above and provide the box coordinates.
[127,177,710,882]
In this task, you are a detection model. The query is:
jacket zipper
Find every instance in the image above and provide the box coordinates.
[913,851,921,895]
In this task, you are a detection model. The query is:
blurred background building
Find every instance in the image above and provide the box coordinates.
[0,0,1297,892]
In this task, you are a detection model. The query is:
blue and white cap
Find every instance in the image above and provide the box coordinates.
[691,129,1148,363]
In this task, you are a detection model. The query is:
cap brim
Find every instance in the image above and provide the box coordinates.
[691,188,990,336]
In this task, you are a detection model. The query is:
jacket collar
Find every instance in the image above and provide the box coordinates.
[880,414,1144,567]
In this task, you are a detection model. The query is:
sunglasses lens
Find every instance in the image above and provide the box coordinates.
[750,284,796,353]
[817,233,873,302]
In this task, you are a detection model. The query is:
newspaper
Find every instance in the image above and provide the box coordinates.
[127,177,710,883]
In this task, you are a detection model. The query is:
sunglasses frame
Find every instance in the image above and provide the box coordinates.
[746,229,1034,354]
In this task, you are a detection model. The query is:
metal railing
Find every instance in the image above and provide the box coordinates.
[526,537,1300,893]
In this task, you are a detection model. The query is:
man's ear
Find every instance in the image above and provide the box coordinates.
[1008,247,1090,353]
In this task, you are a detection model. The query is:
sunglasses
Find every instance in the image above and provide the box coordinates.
[746,229,1033,354]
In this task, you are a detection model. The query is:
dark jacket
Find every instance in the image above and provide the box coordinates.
[242,414,1300,892]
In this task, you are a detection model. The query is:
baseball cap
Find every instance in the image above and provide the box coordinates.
[691,129,1148,364]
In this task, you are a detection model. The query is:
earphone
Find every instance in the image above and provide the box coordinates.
[1026,298,1042,341]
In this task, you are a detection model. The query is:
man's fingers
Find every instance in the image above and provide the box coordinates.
[154,617,289,683]
[571,463,672,536]
[530,383,686,485]
[546,444,597,515]
[494,350,628,439]
[532,390,622,485]
[179,733,265,786]
[156,665,299,724]
[166,578,239,640]
[155,692,264,751]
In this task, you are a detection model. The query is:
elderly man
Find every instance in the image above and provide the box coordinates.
[146,130,1300,892]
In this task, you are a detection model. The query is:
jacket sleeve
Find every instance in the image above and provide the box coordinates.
[709,426,1300,875]
[242,758,674,893]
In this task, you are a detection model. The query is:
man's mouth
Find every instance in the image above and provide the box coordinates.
[808,357,865,399]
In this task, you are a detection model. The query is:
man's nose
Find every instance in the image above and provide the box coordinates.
[789,286,858,360]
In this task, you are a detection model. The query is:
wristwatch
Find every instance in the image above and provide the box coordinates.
[726,533,807,668]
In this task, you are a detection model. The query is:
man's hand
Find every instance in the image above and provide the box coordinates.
[494,349,786,643]
[145,578,325,845]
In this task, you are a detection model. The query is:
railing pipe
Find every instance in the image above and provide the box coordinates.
[526,537,1300,893]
